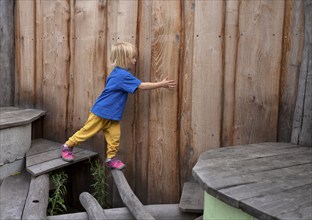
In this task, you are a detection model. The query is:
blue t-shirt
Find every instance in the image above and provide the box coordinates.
[91,67,141,120]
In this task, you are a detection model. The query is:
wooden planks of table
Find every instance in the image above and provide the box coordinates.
[193,142,312,220]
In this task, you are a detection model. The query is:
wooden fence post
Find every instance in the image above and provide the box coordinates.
[292,0,312,147]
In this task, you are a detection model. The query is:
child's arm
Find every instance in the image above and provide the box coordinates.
[138,76,176,90]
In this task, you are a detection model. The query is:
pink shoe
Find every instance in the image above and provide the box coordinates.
[106,158,125,170]
[61,145,74,162]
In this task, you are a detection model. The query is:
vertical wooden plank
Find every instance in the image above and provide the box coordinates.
[135,0,152,204]
[106,0,139,206]
[278,0,304,142]
[71,0,102,128]
[222,0,239,147]
[69,0,107,157]
[15,0,36,108]
[191,0,224,163]
[292,0,312,147]
[35,0,43,109]
[0,0,15,107]
[106,0,118,76]
[116,0,138,186]
[41,0,70,141]
[179,0,195,185]
[233,0,285,145]
[148,0,181,204]
[67,0,76,142]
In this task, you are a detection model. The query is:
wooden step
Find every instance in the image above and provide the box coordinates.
[179,182,204,213]
[26,139,98,176]
[0,107,45,129]
[0,172,31,220]
[0,107,45,180]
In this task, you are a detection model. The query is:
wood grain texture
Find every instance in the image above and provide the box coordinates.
[291,0,312,147]
[26,138,98,176]
[47,204,201,220]
[15,0,36,108]
[193,142,312,220]
[135,0,152,204]
[179,0,195,185]
[12,0,307,204]
[179,182,204,213]
[148,0,181,204]
[22,174,49,220]
[191,0,223,170]
[35,0,43,110]
[0,107,45,129]
[41,0,70,142]
[0,172,30,220]
[111,170,155,220]
[105,0,139,206]
[68,0,107,160]
[222,0,239,147]
[278,0,304,142]
[79,192,108,220]
[0,0,15,107]
[233,0,285,145]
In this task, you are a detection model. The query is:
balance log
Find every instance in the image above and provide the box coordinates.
[79,192,108,220]
[111,170,155,220]
[47,204,201,220]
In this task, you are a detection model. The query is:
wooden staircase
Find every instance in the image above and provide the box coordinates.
[0,107,98,220]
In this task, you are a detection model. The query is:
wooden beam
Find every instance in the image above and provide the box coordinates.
[111,170,155,220]
[79,192,108,220]
[0,172,30,220]
[22,174,49,220]
[47,204,201,220]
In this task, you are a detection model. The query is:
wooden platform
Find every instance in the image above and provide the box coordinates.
[26,139,98,176]
[193,142,312,220]
[179,182,204,213]
[0,107,45,129]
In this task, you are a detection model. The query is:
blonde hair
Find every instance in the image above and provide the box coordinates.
[110,42,137,69]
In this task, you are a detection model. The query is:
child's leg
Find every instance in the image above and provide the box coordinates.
[103,121,125,169]
[62,113,105,162]
[66,113,105,147]
[103,121,120,159]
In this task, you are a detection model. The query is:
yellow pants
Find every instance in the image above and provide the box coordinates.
[66,112,120,159]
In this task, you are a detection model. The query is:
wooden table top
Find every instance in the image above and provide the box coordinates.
[193,142,312,220]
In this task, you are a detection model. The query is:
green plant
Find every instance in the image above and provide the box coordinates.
[90,159,109,208]
[48,170,68,216]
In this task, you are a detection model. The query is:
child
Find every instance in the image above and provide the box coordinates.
[61,42,176,170]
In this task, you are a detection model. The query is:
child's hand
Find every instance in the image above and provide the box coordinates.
[161,76,176,89]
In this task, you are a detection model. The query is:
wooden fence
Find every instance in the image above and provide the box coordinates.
[10,0,305,204]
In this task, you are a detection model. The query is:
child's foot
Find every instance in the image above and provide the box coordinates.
[61,144,74,162]
[106,158,125,170]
